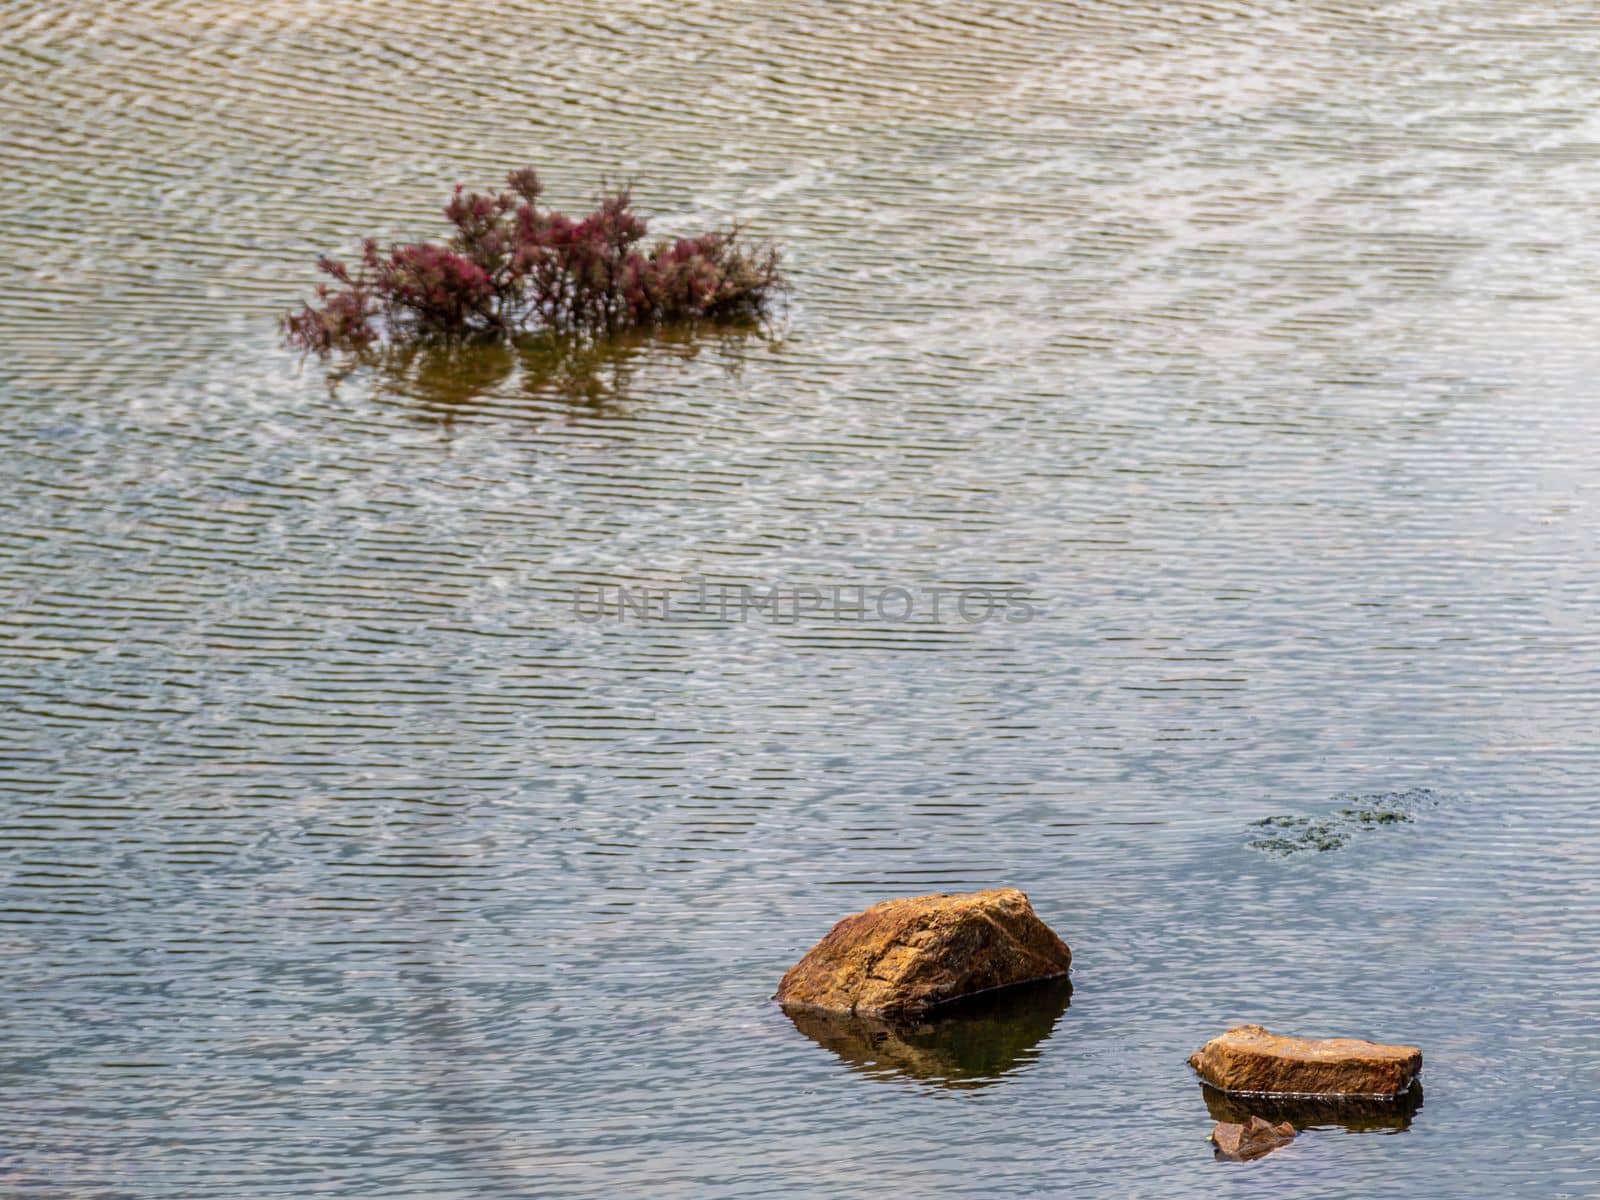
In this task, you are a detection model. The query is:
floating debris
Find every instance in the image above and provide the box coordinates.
[1248,787,1440,855]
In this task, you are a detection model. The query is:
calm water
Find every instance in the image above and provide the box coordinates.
[4,2,1600,1196]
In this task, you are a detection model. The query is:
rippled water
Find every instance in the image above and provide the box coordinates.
[4,2,1600,1195]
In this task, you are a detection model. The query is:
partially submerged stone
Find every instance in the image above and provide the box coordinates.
[1190,1024,1421,1098]
[1210,1116,1296,1161]
[776,888,1071,1018]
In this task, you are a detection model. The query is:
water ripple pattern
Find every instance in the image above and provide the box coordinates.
[2,2,1599,1196]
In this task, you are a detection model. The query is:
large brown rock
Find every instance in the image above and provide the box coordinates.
[775,888,1071,1017]
[1190,1024,1422,1098]
[1210,1116,1296,1161]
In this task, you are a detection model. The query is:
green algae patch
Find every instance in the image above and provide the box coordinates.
[1248,788,1440,855]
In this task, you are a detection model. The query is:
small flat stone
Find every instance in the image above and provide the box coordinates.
[1211,1116,1296,1161]
[775,888,1071,1018]
[1191,1024,1421,1098]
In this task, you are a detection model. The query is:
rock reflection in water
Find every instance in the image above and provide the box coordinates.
[1200,1081,1423,1135]
[784,976,1072,1089]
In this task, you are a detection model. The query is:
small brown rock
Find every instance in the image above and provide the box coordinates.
[1191,1024,1421,1098]
[775,888,1071,1018]
[1211,1115,1296,1161]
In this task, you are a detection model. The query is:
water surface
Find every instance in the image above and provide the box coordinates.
[3,2,1600,1196]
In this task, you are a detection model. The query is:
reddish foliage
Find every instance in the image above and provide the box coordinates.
[284,169,782,352]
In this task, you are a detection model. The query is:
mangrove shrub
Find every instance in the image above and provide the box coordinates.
[284,168,782,353]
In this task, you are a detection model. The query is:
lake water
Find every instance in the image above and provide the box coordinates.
[3,2,1599,1196]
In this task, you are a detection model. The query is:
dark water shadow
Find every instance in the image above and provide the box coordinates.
[783,976,1072,1090]
[1200,1080,1423,1134]
[329,322,778,423]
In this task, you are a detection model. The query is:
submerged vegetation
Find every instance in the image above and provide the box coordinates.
[283,168,782,353]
